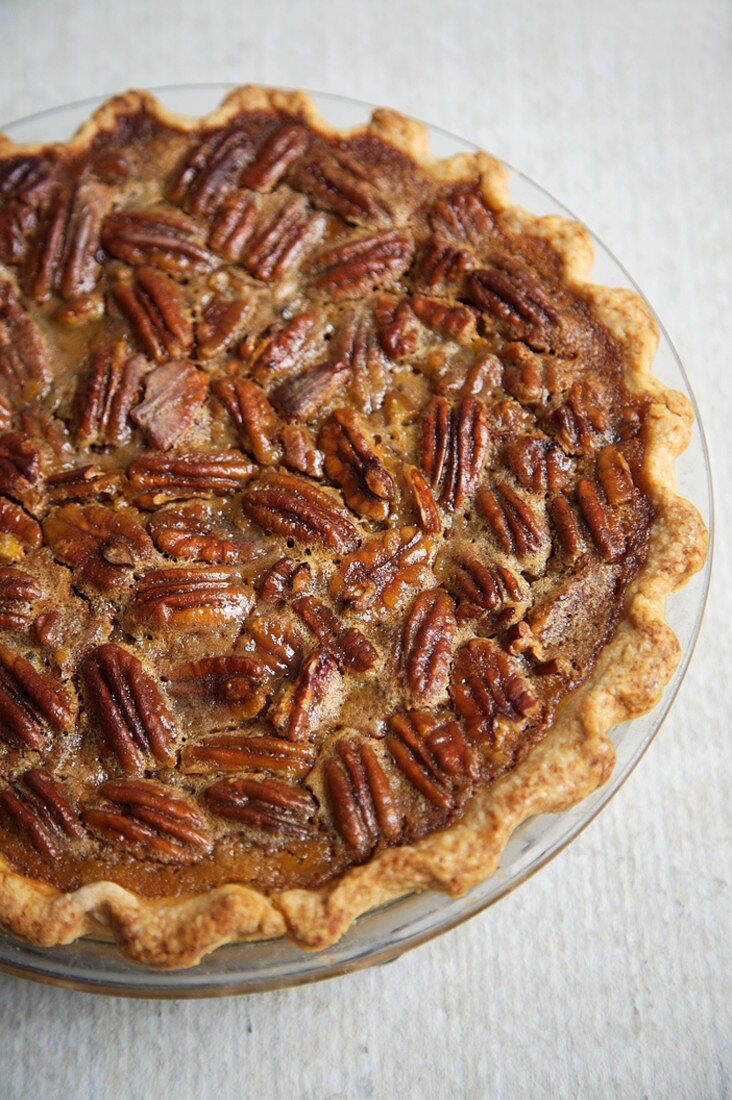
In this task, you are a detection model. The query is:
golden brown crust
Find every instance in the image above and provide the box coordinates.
[0,87,706,967]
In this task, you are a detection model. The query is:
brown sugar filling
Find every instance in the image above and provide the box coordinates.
[0,100,653,898]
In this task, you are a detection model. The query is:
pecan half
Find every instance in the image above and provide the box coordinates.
[270,648,340,741]
[0,567,43,631]
[182,733,315,776]
[330,307,389,414]
[318,408,395,520]
[129,566,254,631]
[477,482,547,559]
[551,380,612,454]
[0,432,41,501]
[412,236,473,292]
[204,775,317,840]
[420,396,490,511]
[465,258,560,349]
[70,344,146,447]
[242,122,310,189]
[148,500,258,563]
[446,552,524,620]
[83,778,211,862]
[130,360,208,450]
[0,498,41,563]
[259,556,312,606]
[386,710,476,810]
[331,526,436,611]
[209,190,258,260]
[213,376,282,464]
[112,267,193,362]
[0,155,55,264]
[249,310,323,389]
[373,296,418,360]
[196,292,249,359]
[400,589,456,703]
[43,503,152,590]
[169,125,254,216]
[0,645,74,748]
[270,359,352,422]
[548,495,585,562]
[411,295,474,342]
[313,231,413,298]
[504,434,573,492]
[81,644,176,772]
[0,769,82,857]
[242,470,359,552]
[292,148,392,225]
[166,654,266,720]
[292,595,378,673]
[243,194,325,282]
[450,638,539,743]
[429,185,494,247]
[238,620,302,687]
[280,423,324,478]
[0,283,50,401]
[576,478,625,560]
[102,207,217,275]
[128,450,254,508]
[324,737,401,859]
[597,446,634,505]
[403,465,442,534]
[44,465,119,503]
[26,181,108,302]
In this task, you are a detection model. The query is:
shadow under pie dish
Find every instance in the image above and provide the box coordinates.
[0,86,707,971]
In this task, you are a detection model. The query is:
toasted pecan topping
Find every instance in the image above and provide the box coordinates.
[84,779,211,863]
[386,710,476,810]
[313,230,413,299]
[292,595,378,673]
[81,644,176,773]
[331,526,435,611]
[26,181,109,303]
[71,344,146,447]
[420,395,490,511]
[169,125,253,217]
[451,639,539,744]
[242,470,359,553]
[129,566,254,630]
[43,503,152,590]
[324,737,400,859]
[0,497,41,562]
[0,769,82,857]
[182,733,315,776]
[204,775,317,840]
[0,283,49,402]
[319,408,395,520]
[130,360,209,450]
[128,450,254,508]
[112,266,193,362]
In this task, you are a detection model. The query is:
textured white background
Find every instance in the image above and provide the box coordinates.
[0,1,729,1097]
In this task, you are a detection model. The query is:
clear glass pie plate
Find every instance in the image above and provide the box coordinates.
[0,85,713,997]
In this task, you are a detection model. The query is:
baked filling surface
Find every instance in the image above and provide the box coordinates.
[0,88,705,962]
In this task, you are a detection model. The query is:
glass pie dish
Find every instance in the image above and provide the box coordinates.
[0,85,713,997]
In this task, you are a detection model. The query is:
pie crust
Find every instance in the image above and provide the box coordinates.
[0,87,707,968]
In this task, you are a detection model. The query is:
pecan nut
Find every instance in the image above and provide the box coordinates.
[80,644,176,773]
[400,589,457,703]
[0,769,82,857]
[318,408,395,520]
[0,567,43,631]
[83,778,211,862]
[331,526,436,611]
[292,595,378,673]
[70,343,146,447]
[204,775,317,840]
[465,257,560,349]
[148,500,259,563]
[241,470,359,553]
[212,376,282,464]
[128,450,254,508]
[0,645,74,748]
[323,737,401,859]
[0,283,50,402]
[504,434,573,492]
[169,125,254,216]
[313,230,413,299]
[386,710,476,810]
[421,395,490,511]
[243,194,325,282]
[101,207,217,275]
[196,292,249,359]
[270,360,352,422]
[429,185,494,247]
[0,497,42,563]
[241,122,310,190]
[130,359,209,450]
[181,733,315,776]
[477,482,548,560]
[112,266,193,362]
[0,432,41,501]
[166,654,267,720]
[44,465,120,503]
[43,503,153,591]
[450,639,539,743]
[25,181,109,302]
[129,566,254,631]
[270,648,340,741]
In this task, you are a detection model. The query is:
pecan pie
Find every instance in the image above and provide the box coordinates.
[0,87,706,967]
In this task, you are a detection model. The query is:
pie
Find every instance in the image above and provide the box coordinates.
[0,86,706,968]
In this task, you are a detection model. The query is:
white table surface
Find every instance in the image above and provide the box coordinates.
[0,1,729,1097]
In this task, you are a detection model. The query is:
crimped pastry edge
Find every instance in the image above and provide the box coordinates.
[0,86,707,968]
